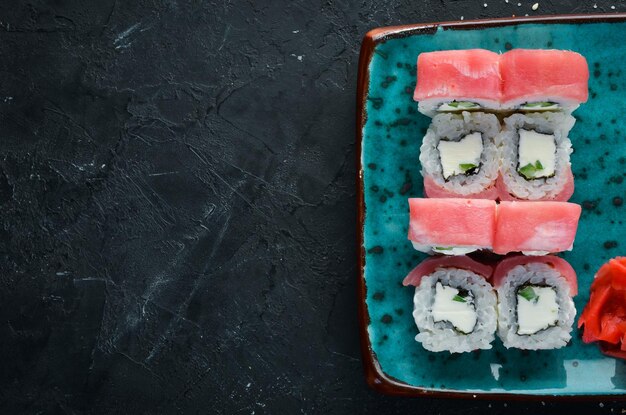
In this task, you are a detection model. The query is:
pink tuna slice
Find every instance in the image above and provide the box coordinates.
[496,167,575,202]
[413,49,502,102]
[408,198,496,248]
[493,201,581,255]
[493,255,578,296]
[403,255,494,287]
[500,49,589,106]
[423,176,499,200]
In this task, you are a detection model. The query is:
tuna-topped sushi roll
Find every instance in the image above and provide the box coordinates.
[497,111,575,201]
[420,111,499,199]
[403,256,498,353]
[408,198,496,255]
[494,201,581,255]
[494,255,577,350]
[414,49,502,117]
[500,49,589,113]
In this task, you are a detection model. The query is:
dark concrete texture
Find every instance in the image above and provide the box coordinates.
[0,0,624,413]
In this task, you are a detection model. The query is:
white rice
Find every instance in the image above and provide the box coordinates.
[420,111,500,196]
[497,112,575,200]
[412,268,497,353]
[497,263,576,350]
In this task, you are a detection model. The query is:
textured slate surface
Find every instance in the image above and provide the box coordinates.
[0,0,625,413]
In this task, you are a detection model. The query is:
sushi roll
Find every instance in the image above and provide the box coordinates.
[494,255,577,350]
[403,256,498,353]
[413,49,502,117]
[500,49,589,113]
[493,201,581,255]
[497,111,575,201]
[408,198,496,255]
[420,111,500,199]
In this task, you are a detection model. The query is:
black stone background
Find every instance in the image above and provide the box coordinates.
[0,1,625,414]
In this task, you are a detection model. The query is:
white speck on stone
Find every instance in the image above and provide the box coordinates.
[504,403,508,407]
[600,403,605,408]
[505,0,509,3]
[611,5,616,9]
[246,383,251,388]
[532,2,539,10]
[484,2,488,7]
[541,401,545,406]
[290,53,304,61]
[292,30,300,33]
[473,394,476,398]
[525,13,529,16]
[101,164,106,168]
[594,3,598,8]
[460,16,464,20]
[517,2,521,6]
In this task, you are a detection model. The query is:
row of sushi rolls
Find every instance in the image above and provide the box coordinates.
[403,49,626,356]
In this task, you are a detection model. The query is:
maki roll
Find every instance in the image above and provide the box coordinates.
[413,48,589,115]
[494,255,577,350]
[420,111,500,199]
[497,111,575,201]
[500,49,589,113]
[408,198,496,255]
[403,256,498,353]
[493,201,581,255]
[413,49,502,117]
[408,199,580,256]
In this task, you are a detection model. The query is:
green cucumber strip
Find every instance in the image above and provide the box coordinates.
[518,163,537,179]
[518,160,545,179]
[522,101,558,108]
[459,163,478,173]
[447,101,479,109]
[518,286,538,302]
[452,294,466,303]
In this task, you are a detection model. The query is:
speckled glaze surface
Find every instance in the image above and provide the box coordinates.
[359,18,626,396]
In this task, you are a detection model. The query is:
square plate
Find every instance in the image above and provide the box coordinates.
[356,14,626,399]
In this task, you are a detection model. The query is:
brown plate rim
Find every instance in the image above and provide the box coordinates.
[356,12,626,400]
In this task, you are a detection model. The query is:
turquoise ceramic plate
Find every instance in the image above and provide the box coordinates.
[356,14,626,399]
